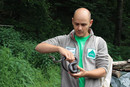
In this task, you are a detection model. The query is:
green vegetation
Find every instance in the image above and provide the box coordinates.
[0,27,61,87]
[0,0,129,86]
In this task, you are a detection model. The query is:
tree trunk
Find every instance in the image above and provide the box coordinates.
[113,0,123,46]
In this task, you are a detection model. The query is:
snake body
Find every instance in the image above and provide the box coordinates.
[68,57,78,73]
[49,56,78,73]
[49,56,62,63]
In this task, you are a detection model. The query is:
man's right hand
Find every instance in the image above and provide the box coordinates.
[58,46,75,63]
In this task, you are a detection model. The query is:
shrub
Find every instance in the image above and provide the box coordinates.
[107,43,123,61]
[120,46,130,60]
[45,65,61,87]
[0,27,61,71]
[0,27,21,46]
[0,47,47,87]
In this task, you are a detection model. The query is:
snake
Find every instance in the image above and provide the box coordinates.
[49,56,78,73]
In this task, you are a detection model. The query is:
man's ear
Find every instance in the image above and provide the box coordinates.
[89,19,93,27]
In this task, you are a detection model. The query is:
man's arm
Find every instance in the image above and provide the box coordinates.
[70,66,106,79]
[83,67,106,78]
[35,42,59,53]
[35,42,75,62]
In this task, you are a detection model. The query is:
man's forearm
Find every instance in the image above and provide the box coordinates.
[70,66,107,79]
[35,42,59,53]
[85,68,106,78]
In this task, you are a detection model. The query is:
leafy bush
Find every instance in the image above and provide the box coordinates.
[0,27,35,60]
[0,47,45,87]
[0,27,61,71]
[0,27,21,46]
[107,43,123,61]
[43,65,61,87]
[0,47,61,87]
[120,46,130,60]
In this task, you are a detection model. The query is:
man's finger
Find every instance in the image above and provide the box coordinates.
[77,65,84,71]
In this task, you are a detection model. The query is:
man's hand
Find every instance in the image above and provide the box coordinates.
[58,46,75,63]
[69,66,107,79]
[69,66,87,79]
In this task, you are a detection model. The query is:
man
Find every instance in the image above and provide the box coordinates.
[35,8,109,87]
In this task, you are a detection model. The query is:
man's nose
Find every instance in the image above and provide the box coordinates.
[77,25,82,30]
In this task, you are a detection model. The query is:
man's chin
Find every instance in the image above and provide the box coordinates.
[76,34,83,37]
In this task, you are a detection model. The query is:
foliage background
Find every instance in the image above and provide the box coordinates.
[0,0,129,86]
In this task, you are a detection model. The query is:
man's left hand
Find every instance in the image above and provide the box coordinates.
[69,66,87,79]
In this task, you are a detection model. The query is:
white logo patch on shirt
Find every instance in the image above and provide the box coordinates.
[87,48,96,59]
[66,47,76,55]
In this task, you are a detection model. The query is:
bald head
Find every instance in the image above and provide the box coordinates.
[72,8,93,37]
[73,8,91,21]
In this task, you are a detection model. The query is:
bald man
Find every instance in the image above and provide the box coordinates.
[35,8,109,87]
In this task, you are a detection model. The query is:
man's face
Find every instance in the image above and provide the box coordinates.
[72,17,93,37]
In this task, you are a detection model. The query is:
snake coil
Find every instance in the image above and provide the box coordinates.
[49,56,78,73]
[61,57,78,73]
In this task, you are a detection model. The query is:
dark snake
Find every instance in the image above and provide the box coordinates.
[49,56,78,73]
